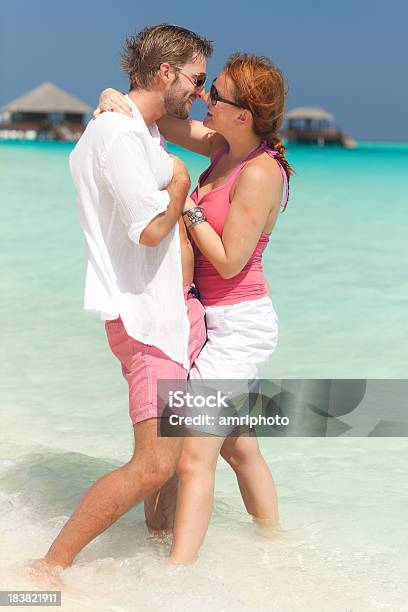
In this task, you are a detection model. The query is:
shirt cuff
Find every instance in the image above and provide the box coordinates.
[128,189,170,244]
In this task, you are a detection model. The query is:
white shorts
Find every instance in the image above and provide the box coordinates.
[189,296,278,381]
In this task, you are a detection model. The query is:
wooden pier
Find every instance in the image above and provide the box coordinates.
[283,107,357,148]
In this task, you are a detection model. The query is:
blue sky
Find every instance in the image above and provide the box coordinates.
[0,0,407,140]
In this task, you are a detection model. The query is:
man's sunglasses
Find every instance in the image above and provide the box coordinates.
[209,79,249,109]
[175,66,207,89]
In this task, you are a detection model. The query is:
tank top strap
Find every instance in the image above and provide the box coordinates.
[262,142,289,211]
[198,146,229,185]
[221,142,267,185]
[199,141,289,210]
[222,142,289,210]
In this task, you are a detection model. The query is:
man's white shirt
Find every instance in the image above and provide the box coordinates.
[69,95,190,368]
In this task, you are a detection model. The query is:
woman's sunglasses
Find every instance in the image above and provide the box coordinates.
[209,79,249,109]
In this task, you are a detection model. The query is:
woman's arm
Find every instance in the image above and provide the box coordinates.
[184,159,283,279]
[157,116,226,158]
[95,88,227,158]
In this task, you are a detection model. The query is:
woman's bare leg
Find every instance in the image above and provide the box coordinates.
[220,436,279,525]
[169,434,224,564]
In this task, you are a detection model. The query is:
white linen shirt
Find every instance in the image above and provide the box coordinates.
[69,95,190,368]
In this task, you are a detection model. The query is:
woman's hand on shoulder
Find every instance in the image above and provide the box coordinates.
[93,88,132,119]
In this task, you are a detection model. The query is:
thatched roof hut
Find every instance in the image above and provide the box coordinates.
[2,82,92,115]
[0,82,92,141]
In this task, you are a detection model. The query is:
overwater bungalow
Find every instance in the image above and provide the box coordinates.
[283,107,357,148]
[0,82,92,142]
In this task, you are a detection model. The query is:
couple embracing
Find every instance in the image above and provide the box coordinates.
[31,23,292,583]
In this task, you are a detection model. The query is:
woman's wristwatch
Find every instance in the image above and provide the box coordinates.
[182,207,207,229]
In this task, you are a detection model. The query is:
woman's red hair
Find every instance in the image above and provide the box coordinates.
[224,53,293,204]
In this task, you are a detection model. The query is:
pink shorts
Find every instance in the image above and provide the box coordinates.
[105,285,206,425]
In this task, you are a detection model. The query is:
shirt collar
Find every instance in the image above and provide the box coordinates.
[125,94,160,140]
[125,94,140,119]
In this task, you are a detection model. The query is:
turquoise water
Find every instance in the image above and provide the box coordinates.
[1,140,408,611]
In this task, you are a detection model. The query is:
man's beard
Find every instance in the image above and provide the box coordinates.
[164,80,192,119]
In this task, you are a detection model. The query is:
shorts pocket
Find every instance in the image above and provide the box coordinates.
[188,299,207,365]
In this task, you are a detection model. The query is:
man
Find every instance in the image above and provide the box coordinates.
[30,24,212,583]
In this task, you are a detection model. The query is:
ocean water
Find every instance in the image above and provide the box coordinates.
[0,139,407,611]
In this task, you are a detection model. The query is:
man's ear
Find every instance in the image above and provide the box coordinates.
[158,62,173,84]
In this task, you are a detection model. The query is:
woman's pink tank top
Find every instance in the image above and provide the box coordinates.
[190,141,288,307]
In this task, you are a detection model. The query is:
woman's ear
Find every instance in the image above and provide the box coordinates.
[237,110,251,125]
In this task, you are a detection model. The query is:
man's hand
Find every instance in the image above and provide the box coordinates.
[168,155,191,194]
[169,154,190,183]
[139,155,191,247]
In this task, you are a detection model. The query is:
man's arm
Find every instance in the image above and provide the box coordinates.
[141,155,190,247]
[103,130,190,247]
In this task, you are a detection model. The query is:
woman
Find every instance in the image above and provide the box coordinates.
[98,53,293,564]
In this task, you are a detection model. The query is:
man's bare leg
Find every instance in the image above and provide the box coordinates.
[30,419,182,577]
[144,473,179,535]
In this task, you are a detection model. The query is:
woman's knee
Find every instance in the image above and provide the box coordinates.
[176,448,215,478]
